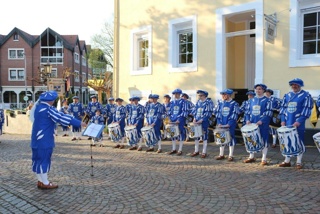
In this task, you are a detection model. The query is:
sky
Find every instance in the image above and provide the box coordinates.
[0,0,114,45]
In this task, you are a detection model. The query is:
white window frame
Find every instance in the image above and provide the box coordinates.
[75,70,80,82]
[74,53,80,64]
[82,72,86,83]
[13,33,19,41]
[8,68,25,81]
[289,0,320,67]
[40,68,57,78]
[8,48,24,60]
[168,15,197,73]
[82,56,86,66]
[130,25,152,75]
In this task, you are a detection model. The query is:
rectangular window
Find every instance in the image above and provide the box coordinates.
[82,56,87,66]
[9,69,24,81]
[169,16,197,72]
[82,73,86,83]
[138,38,149,68]
[75,71,80,82]
[130,25,152,75]
[178,31,193,64]
[75,53,79,63]
[302,11,320,55]
[8,49,24,59]
[13,33,19,41]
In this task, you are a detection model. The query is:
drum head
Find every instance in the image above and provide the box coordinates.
[141,126,152,131]
[241,124,258,132]
[125,125,136,130]
[108,123,119,128]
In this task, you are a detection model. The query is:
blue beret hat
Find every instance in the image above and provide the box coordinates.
[246,90,256,96]
[115,98,123,102]
[129,97,133,101]
[72,96,79,99]
[289,78,304,87]
[90,95,97,99]
[132,96,141,101]
[265,89,274,95]
[172,88,183,94]
[220,89,233,95]
[164,94,171,99]
[254,84,267,91]
[151,94,159,99]
[39,90,58,101]
[181,93,189,99]
[148,94,153,99]
[197,90,208,97]
[108,97,115,101]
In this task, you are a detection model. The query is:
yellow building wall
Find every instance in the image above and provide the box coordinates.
[115,0,256,103]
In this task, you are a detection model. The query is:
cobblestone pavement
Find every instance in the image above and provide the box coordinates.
[0,132,320,214]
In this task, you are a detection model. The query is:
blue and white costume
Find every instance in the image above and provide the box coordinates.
[243,84,272,164]
[30,91,81,188]
[128,97,145,148]
[113,101,126,141]
[191,90,214,157]
[68,96,84,140]
[91,113,105,141]
[105,98,117,125]
[59,104,70,135]
[86,95,102,119]
[145,94,164,150]
[316,95,320,110]
[214,89,239,159]
[0,109,4,135]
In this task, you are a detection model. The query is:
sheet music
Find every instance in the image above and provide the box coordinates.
[82,123,105,138]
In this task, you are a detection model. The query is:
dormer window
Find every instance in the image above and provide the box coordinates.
[13,33,19,41]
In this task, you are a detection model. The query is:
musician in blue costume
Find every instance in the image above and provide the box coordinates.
[127,96,145,151]
[190,90,214,158]
[59,99,70,137]
[214,89,239,161]
[90,109,105,146]
[243,84,272,165]
[68,96,84,141]
[30,91,85,189]
[144,94,153,111]
[85,95,102,140]
[126,97,133,126]
[104,97,117,126]
[112,98,127,149]
[167,89,188,156]
[317,95,320,110]
[145,94,164,153]
[278,78,313,169]
[0,109,4,137]
[181,93,195,142]
[265,89,282,148]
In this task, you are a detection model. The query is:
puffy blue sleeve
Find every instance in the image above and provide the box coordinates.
[49,106,81,127]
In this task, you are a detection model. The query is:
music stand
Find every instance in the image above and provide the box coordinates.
[82,123,105,176]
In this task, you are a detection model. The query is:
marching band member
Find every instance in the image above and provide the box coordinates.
[0,109,4,139]
[167,89,188,156]
[113,98,127,149]
[128,96,145,151]
[90,109,105,146]
[126,98,133,125]
[86,95,102,140]
[214,89,239,161]
[59,100,70,137]
[181,93,195,142]
[145,94,164,153]
[162,94,172,139]
[68,96,84,141]
[144,94,153,111]
[265,89,281,148]
[243,84,272,165]
[104,97,117,139]
[191,90,214,158]
[30,91,85,189]
[317,95,320,111]
[278,78,313,169]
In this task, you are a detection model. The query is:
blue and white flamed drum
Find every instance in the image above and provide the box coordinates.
[214,127,231,146]
[165,123,179,139]
[125,125,138,146]
[108,123,122,142]
[277,126,303,157]
[141,126,158,147]
[312,132,320,153]
[187,122,203,138]
[241,124,264,153]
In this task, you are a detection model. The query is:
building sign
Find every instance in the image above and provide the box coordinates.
[48,78,65,95]
[265,20,276,44]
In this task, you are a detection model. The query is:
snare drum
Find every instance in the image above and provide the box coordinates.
[187,123,203,138]
[165,123,180,138]
[241,124,264,153]
[312,132,320,153]
[125,125,138,146]
[141,126,158,147]
[108,123,122,142]
[213,127,231,146]
[277,126,303,157]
